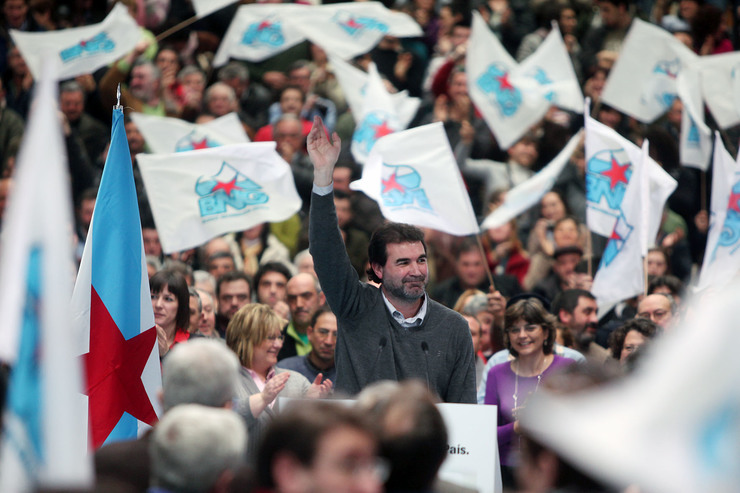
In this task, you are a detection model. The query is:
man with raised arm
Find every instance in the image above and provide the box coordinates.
[307,117,476,403]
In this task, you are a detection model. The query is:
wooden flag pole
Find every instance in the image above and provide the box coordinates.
[475,234,496,291]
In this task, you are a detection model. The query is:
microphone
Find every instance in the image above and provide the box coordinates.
[421,341,431,391]
[371,336,388,375]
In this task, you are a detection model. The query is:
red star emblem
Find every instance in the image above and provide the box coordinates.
[496,72,514,92]
[382,171,405,194]
[603,155,630,190]
[258,20,272,30]
[191,138,209,150]
[83,288,158,449]
[727,190,740,213]
[345,18,363,29]
[610,229,622,241]
[211,177,243,197]
[372,121,394,140]
[80,40,87,47]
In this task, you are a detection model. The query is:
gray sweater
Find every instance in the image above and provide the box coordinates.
[309,192,477,403]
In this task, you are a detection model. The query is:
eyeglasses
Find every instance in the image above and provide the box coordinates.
[266,334,285,342]
[505,324,540,335]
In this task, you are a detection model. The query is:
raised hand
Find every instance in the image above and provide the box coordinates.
[307,116,341,187]
[306,373,334,398]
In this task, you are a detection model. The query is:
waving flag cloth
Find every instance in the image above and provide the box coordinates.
[329,54,420,128]
[293,2,422,60]
[350,122,479,236]
[130,112,249,154]
[698,51,740,129]
[467,12,582,149]
[522,279,740,493]
[697,133,740,291]
[481,130,583,230]
[676,68,712,171]
[137,143,302,253]
[0,63,92,492]
[10,4,137,80]
[351,63,403,164]
[70,107,162,450]
[591,141,650,306]
[601,18,697,123]
[213,3,306,66]
[191,0,238,18]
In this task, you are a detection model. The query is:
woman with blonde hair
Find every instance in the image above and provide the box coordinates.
[227,303,332,463]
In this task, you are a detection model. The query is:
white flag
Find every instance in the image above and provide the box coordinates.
[137,143,302,253]
[480,130,583,230]
[191,0,237,18]
[697,133,740,291]
[698,51,740,129]
[467,12,581,149]
[213,4,307,66]
[130,112,249,154]
[294,2,422,60]
[676,68,712,171]
[601,18,697,123]
[522,280,740,493]
[350,63,403,164]
[328,54,420,126]
[350,122,479,236]
[0,62,91,491]
[10,4,138,80]
[591,141,649,306]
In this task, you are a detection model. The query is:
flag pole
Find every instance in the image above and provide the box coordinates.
[475,233,496,290]
[700,170,707,213]
[586,231,593,278]
[155,15,199,42]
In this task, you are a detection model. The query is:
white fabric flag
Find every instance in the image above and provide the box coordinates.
[698,51,740,129]
[480,130,583,230]
[213,4,307,66]
[191,0,237,18]
[0,62,91,491]
[601,18,697,123]
[697,133,740,291]
[591,141,649,306]
[130,112,249,154]
[522,279,740,493]
[351,63,403,164]
[350,122,479,236]
[467,12,581,149]
[137,143,302,253]
[328,54,420,127]
[294,2,422,60]
[676,68,712,171]
[10,4,138,80]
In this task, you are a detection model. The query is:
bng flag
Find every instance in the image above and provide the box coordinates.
[71,108,162,450]
[11,3,138,80]
[698,51,740,129]
[350,122,479,236]
[137,143,303,253]
[130,112,250,154]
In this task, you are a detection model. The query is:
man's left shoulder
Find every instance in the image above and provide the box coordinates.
[427,298,468,328]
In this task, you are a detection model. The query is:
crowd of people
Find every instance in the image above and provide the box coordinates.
[1,0,738,491]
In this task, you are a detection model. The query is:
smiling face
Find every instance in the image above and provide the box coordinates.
[251,329,284,375]
[375,242,428,303]
[541,192,566,222]
[507,319,548,358]
[152,285,179,331]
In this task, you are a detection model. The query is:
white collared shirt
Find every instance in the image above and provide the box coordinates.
[382,291,428,328]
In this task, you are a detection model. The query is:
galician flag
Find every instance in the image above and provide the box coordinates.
[351,62,403,164]
[0,63,92,491]
[137,143,303,253]
[130,112,250,154]
[350,122,479,236]
[481,130,583,230]
[601,18,697,123]
[697,132,740,291]
[11,3,138,80]
[467,12,581,149]
[71,108,162,450]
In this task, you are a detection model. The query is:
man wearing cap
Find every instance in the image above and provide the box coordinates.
[532,245,588,303]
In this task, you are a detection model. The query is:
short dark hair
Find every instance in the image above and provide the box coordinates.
[551,289,595,319]
[310,306,333,327]
[609,318,660,360]
[253,262,292,294]
[257,401,374,488]
[150,269,191,330]
[648,274,684,298]
[504,299,556,357]
[215,271,252,298]
[278,84,305,103]
[366,223,427,283]
[207,251,235,269]
[456,236,480,259]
